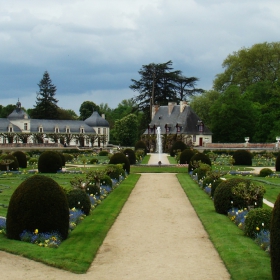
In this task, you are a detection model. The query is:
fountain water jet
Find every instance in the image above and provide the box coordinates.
[156,126,162,163]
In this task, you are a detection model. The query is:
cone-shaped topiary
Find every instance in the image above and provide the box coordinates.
[0,154,19,171]
[188,153,211,173]
[275,153,280,172]
[123,148,136,164]
[109,152,130,174]
[6,175,69,240]
[67,189,91,215]
[179,149,196,164]
[271,193,280,279]
[170,141,187,157]
[38,151,62,173]
[214,178,264,214]
[232,150,252,166]
[13,151,27,168]
[135,140,148,154]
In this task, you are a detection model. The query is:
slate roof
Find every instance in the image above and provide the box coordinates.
[0,118,21,132]
[85,111,109,127]
[143,104,212,135]
[7,108,30,120]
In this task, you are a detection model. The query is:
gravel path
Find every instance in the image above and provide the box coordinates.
[0,153,231,279]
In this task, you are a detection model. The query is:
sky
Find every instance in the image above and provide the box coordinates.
[1,0,280,114]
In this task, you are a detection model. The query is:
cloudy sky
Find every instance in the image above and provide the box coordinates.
[1,0,279,114]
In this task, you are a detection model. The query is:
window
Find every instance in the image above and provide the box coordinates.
[55,127,59,133]
[39,127,43,133]
[24,123,28,130]
[80,127,84,133]
[98,128,100,134]
[103,128,106,134]
[9,126,13,132]
[66,127,70,133]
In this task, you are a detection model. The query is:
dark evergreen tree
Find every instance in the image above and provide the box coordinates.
[79,101,100,120]
[31,71,59,119]
[130,60,202,130]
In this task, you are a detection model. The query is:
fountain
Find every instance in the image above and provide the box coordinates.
[156,126,162,164]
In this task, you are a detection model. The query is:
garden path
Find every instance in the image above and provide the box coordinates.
[0,153,231,279]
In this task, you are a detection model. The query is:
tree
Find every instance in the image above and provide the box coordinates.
[0,104,16,118]
[213,42,280,92]
[31,71,59,119]
[79,101,100,120]
[190,90,220,130]
[57,108,78,120]
[114,114,139,146]
[130,61,202,128]
[209,86,258,142]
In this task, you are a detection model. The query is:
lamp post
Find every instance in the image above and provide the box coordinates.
[244,137,249,147]
[276,137,280,149]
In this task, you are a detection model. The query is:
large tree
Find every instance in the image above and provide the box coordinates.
[130,60,202,127]
[31,71,59,119]
[213,42,280,92]
[79,101,100,120]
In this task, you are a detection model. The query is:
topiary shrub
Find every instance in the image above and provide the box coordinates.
[13,151,27,168]
[0,154,19,171]
[259,168,273,177]
[193,163,211,181]
[271,192,280,279]
[63,153,74,163]
[85,184,100,196]
[244,208,272,238]
[90,158,99,164]
[179,149,196,164]
[109,153,130,174]
[106,164,125,180]
[214,178,265,215]
[100,174,113,188]
[276,153,280,172]
[211,178,223,198]
[99,150,109,156]
[135,140,147,154]
[170,141,188,157]
[6,175,69,240]
[188,153,211,173]
[29,157,38,165]
[67,189,91,215]
[232,150,252,166]
[38,151,62,173]
[57,152,65,167]
[123,148,136,165]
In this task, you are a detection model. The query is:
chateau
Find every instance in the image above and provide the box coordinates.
[0,100,110,147]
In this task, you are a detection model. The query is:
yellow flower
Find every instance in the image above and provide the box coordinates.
[34,229,39,234]
[256,227,260,231]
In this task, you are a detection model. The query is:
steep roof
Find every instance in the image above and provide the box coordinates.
[144,104,212,135]
[84,111,109,127]
[0,118,22,132]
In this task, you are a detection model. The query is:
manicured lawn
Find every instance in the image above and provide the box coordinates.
[177,173,272,280]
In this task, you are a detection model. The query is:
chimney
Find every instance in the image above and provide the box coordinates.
[101,114,105,119]
[168,102,176,115]
[180,101,188,113]
[152,104,160,120]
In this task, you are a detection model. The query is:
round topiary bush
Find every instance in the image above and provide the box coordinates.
[123,148,136,165]
[211,178,223,198]
[29,157,38,165]
[38,151,62,173]
[179,149,196,164]
[275,154,280,172]
[6,175,69,240]
[106,164,125,180]
[13,151,27,168]
[193,164,211,181]
[100,174,113,188]
[135,140,147,154]
[0,154,19,171]
[109,152,130,174]
[271,192,280,279]
[67,189,91,215]
[188,153,211,173]
[63,153,74,163]
[85,183,100,196]
[232,150,252,166]
[57,152,65,167]
[213,178,264,215]
[259,168,273,177]
[244,208,272,238]
[90,158,99,164]
[170,141,188,157]
[99,150,109,156]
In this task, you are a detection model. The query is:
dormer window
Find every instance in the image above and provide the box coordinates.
[24,123,28,130]
[176,123,182,133]
[165,123,172,133]
[66,126,70,133]
[80,127,84,134]
[38,126,43,133]
[148,124,155,134]
[197,121,204,133]
[8,125,13,133]
[55,127,59,133]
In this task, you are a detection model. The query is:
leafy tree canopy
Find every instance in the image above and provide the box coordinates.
[213,42,280,92]
[79,101,100,120]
